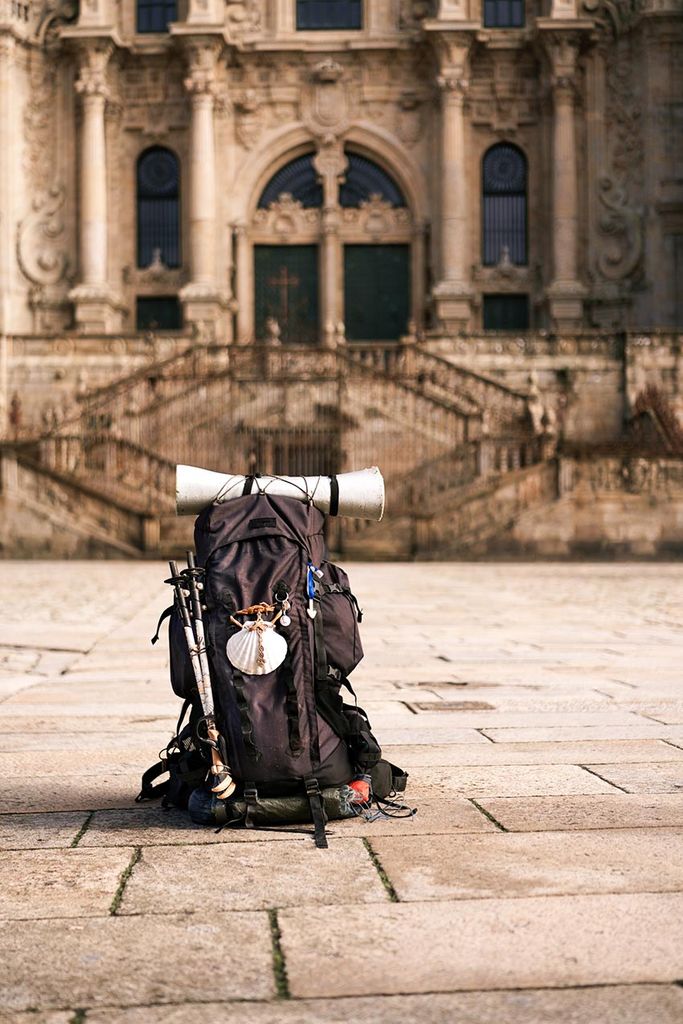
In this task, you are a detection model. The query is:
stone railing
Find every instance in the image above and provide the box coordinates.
[38,435,176,514]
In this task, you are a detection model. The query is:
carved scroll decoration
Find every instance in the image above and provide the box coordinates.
[585,0,645,284]
[18,53,70,291]
[16,183,69,286]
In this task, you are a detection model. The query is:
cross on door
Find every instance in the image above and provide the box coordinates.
[267,266,300,325]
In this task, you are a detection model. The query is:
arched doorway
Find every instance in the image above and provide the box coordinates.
[249,146,414,344]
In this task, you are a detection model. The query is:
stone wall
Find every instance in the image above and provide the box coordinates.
[510,456,683,558]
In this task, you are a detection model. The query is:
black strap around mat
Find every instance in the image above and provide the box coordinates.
[328,475,339,517]
[241,473,262,496]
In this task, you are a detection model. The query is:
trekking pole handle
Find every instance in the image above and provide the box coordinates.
[168,560,192,631]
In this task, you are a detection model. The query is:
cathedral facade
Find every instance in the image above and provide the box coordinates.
[2,0,680,344]
[0,0,682,558]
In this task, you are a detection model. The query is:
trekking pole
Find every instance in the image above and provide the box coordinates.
[166,559,235,799]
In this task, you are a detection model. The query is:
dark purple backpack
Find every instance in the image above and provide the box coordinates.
[140,492,407,847]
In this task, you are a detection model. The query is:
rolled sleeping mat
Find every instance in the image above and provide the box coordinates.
[175,465,385,521]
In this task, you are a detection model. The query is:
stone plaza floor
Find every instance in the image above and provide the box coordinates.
[0,561,683,1022]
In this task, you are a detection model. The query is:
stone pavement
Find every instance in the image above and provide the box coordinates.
[1,561,683,1023]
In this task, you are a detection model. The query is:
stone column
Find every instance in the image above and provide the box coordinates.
[0,36,15,340]
[68,42,122,333]
[314,140,347,348]
[430,34,473,333]
[234,223,252,343]
[545,33,586,329]
[179,40,226,337]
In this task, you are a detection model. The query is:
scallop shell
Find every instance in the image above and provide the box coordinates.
[226,620,288,675]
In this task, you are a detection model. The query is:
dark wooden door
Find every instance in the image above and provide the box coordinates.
[344,244,410,341]
[254,245,319,345]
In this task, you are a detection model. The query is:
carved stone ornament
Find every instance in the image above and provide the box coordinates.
[17,183,70,288]
[341,195,412,238]
[594,31,644,284]
[313,137,348,206]
[183,40,221,96]
[303,60,352,137]
[234,88,261,149]
[396,90,425,145]
[596,176,643,281]
[34,0,78,46]
[582,0,644,42]
[252,194,321,238]
[399,0,435,31]
[74,42,114,99]
[225,0,261,43]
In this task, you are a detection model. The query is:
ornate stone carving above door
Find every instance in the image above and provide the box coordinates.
[302,59,358,138]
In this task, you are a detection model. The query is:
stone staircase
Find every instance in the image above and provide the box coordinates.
[1,340,554,557]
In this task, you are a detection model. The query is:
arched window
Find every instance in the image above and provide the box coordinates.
[137,0,177,33]
[483,0,525,28]
[482,143,527,266]
[258,153,322,209]
[136,147,180,269]
[340,152,406,208]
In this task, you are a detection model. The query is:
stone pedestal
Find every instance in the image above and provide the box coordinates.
[69,285,123,333]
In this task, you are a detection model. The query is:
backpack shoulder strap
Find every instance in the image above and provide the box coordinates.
[136,761,169,802]
[150,604,174,645]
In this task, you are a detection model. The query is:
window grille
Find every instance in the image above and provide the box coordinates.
[482,143,527,266]
[137,0,176,33]
[296,0,362,30]
[483,0,525,28]
[483,294,529,330]
[340,152,406,208]
[258,154,323,209]
[137,147,181,269]
[136,296,182,330]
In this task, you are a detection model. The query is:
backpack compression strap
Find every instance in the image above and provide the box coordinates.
[304,776,329,849]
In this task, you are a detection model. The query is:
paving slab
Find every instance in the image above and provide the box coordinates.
[357,726,490,744]
[0,912,274,1011]
[0,749,156,777]
[382,739,683,768]
[0,848,133,919]
[0,1012,72,1024]
[0,773,142,813]
[0,702,173,717]
[369,710,645,728]
[0,716,175,735]
[371,829,683,901]
[280,892,683,997]
[0,811,88,849]
[480,724,683,743]
[120,838,387,914]
[410,764,617,797]
[0,731,165,752]
[478,793,683,831]
[83,985,683,1024]
[583,761,683,794]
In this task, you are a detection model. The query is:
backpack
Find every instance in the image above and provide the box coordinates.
[138,491,411,847]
